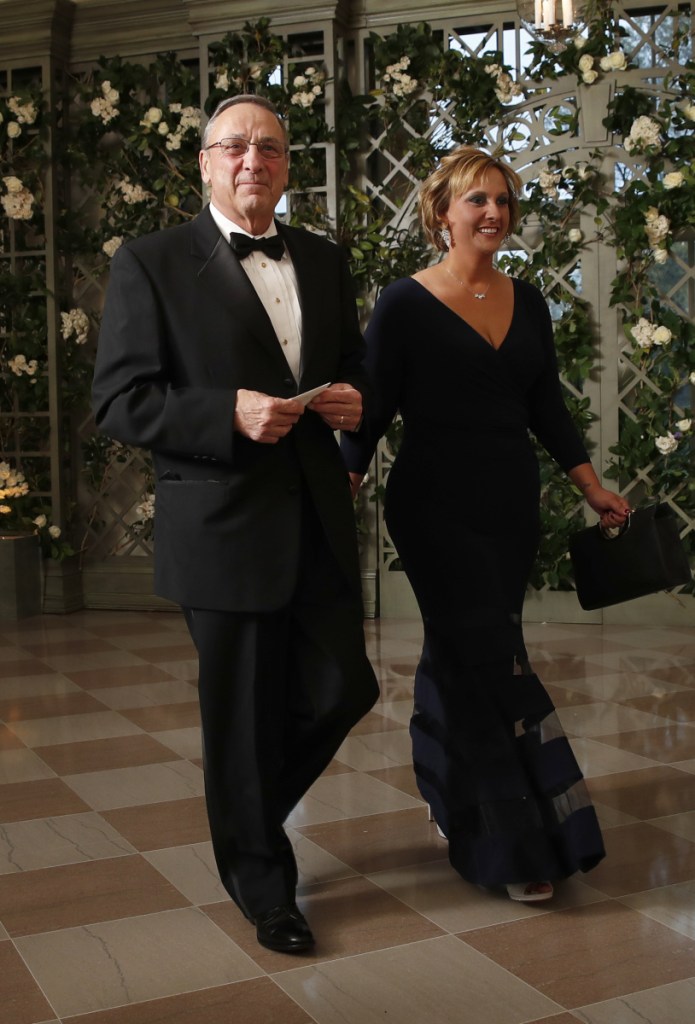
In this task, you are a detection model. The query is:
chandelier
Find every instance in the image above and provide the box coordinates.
[517,0,586,52]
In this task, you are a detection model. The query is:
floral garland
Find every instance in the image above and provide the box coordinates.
[0,12,693,596]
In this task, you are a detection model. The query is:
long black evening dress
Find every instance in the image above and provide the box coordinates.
[341,276,605,887]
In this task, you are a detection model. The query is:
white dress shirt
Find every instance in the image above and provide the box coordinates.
[209,202,303,383]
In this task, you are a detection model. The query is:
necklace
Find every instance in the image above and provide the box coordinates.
[443,266,492,300]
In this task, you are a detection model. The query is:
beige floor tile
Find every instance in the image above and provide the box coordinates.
[586,821,695,897]
[119,702,200,731]
[0,854,190,936]
[0,778,90,823]
[345,709,405,735]
[569,737,657,778]
[63,760,204,811]
[60,977,313,1024]
[0,939,55,1024]
[38,651,148,673]
[93,679,198,710]
[101,797,210,851]
[291,830,359,888]
[83,617,183,639]
[0,673,80,699]
[593,723,695,764]
[366,763,421,800]
[368,859,605,933]
[286,770,421,827]
[463,900,695,1008]
[19,638,116,658]
[335,727,412,771]
[33,734,179,775]
[7,711,143,749]
[557,702,670,739]
[108,632,196,651]
[144,842,228,905]
[296,807,449,874]
[150,726,202,760]
[0,724,24,750]
[15,907,262,1017]
[624,688,695,724]
[128,644,197,664]
[620,880,695,940]
[574,977,695,1024]
[209,874,444,973]
[651,809,695,843]
[65,663,176,690]
[274,933,560,1023]
[0,811,135,874]
[377,698,414,725]
[588,765,695,819]
[0,690,108,722]
[0,747,57,784]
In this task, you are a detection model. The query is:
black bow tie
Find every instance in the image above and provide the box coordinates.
[229,232,284,261]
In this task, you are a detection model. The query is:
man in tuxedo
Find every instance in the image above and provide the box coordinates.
[92,94,378,953]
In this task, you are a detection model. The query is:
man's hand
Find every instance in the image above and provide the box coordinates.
[234,389,304,444]
[308,383,362,432]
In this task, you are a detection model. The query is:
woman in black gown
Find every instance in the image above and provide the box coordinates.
[341,146,630,902]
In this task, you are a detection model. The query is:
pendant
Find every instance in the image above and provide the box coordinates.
[473,293,487,300]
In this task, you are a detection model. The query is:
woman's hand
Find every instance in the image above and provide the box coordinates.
[584,485,632,529]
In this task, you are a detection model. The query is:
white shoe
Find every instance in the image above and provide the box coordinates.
[506,882,554,903]
[427,805,447,839]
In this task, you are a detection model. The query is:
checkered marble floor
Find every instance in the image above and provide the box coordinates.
[1,609,695,1024]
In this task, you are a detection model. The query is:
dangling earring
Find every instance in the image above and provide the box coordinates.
[440,226,451,250]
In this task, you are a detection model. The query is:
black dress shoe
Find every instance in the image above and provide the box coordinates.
[254,904,315,953]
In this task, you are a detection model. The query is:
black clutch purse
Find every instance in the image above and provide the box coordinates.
[569,502,692,611]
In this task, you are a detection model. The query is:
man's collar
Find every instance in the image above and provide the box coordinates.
[208,202,278,242]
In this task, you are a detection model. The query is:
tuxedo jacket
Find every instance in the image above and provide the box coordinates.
[92,206,368,612]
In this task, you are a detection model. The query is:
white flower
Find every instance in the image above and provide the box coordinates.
[215,70,229,91]
[101,81,119,103]
[3,175,23,193]
[60,308,90,345]
[652,325,672,346]
[2,181,35,221]
[690,372,695,385]
[90,96,119,124]
[48,525,61,539]
[644,208,670,246]
[663,171,684,189]
[577,164,592,180]
[624,115,662,153]
[249,64,263,81]
[305,66,316,76]
[568,228,583,243]
[312,85,322,96]
[33,514,47,528]
[117,177,149,204]
[682,104,695,122]
[676,419,692,432]
[140,106,163,126]
[539,169,562,197]
[7,96,37,124]
[652,247,669,264]
[291,91,316,108]
[168,102,182,113]
[582,70,599,85]
[102,236,123,258]
[136,494,156,521]
[7,121,21,138]
[631,318,654,349]
[165,133,182,150]
[8,353,39,376]
[578,54,594,73]
[293,75,308,88]
[600,51,627,72]
[0,505,11,515]
[158,122,169,135]
[574,35,587,49]
[0,111,3,125]
[655,433,678,455]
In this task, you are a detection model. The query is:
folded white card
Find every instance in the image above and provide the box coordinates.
[295,382,331,406]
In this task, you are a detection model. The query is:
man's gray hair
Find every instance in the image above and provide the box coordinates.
[201,95,288,149]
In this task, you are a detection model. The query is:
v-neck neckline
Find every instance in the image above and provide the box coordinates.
[409,276,516,352]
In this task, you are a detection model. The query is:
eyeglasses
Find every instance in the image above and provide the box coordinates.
[203,137,288,160]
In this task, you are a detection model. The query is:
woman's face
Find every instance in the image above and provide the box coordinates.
[444,167,511,256]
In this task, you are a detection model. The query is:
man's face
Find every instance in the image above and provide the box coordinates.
[199,103,289,233]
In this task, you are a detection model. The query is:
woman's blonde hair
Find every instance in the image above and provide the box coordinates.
[418,146,522,251]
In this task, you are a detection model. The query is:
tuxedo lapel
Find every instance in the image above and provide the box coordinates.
[191,208,294,378]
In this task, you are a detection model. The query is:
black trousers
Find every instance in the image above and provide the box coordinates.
[183,501,378,918]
